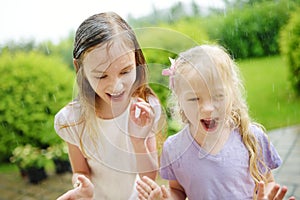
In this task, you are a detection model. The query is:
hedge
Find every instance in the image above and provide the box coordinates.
[0,51,74,162]
[280,6,300,96]
[205,0,296,59]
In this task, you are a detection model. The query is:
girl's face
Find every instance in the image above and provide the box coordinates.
[177,66,228,136]
[82,44,136,115]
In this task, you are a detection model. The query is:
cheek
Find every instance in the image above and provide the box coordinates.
[216,98,231,119]
[125,71,137,87]
[89,79,100,92]
[181,102,200,122]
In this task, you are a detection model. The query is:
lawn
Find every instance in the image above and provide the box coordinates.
[238,55,300,130]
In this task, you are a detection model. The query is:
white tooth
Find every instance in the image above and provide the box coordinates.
[111,92,122,96]
[135,107,141,118]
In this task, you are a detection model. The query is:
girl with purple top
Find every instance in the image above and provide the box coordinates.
[136,45,295,200]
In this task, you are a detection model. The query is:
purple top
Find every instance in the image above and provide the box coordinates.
[160,124,282,200]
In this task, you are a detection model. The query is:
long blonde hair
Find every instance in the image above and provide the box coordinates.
[170,44,268,190]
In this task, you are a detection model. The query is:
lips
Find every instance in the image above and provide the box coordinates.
[200,118,218,132]
[107,91,125,101]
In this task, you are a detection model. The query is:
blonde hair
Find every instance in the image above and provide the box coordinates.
[169,44,268,190]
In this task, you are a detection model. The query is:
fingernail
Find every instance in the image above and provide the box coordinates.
[135,106,141,118]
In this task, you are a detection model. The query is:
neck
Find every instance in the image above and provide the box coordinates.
[190,124,231,154]
[95,96,131,119]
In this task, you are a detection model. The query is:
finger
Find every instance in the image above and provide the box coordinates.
[137,179,153,194]
[150,187,163,199]
[135,106,141,118]
[130,103,153,125]
[56,189,75,200]
[268,184,280,199]
[138,193,148,200]
[257,181,266,200]
[136,183,150,198]
[161,185,170,198]
[142,176,159,190]
[77,175,91,188]
[275,186,287,200]
[136,97,146,103]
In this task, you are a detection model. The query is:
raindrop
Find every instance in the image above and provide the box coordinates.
[42,42,50,55]
[53,94,57,102]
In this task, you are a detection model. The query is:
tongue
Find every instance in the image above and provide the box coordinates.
[203,120,215,129]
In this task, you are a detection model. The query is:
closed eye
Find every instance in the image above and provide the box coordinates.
[96,74,107,79]
[121,70,131,75]
[213,94,225,101]
[120,65,134,75]
[188,97,199,101]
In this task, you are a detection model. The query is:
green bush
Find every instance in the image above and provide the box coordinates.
[0,51,74,162]
[206,0,295,59]
[10,144,47,170]
[280,6,300,96]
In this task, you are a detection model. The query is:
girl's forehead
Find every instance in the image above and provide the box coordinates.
[176,67,224,94]
[83,42,135,72]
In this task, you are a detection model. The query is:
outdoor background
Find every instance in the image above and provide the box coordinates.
[0,0,300,199]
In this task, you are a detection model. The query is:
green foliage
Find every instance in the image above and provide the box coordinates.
[205,0,296,59]
[280,6,300,96]
[10,144,47,169]
[158,17,209,49]
[136,17,209,91]
[239,56,300,130]
[45,142,69,161]
[0,51,74,162]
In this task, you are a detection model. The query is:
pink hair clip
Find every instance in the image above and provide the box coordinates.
[162,57,176,89]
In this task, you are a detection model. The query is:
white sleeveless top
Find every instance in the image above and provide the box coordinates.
[54,97,161,199]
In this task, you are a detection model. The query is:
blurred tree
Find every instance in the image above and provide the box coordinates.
[169,2,186,23]
[0,51,74,162]
[205,0,296,58]
[0,39,37,53]
[191,0,201,16]
[280,6,300,96]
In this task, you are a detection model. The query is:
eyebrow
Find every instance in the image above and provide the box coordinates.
[91,62,135,74]
[92,68,105,73]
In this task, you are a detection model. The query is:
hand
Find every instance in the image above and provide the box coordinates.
[136,176,171,200]
[256,181,295,200]
[56,175,94,200]
[129,98,155,139]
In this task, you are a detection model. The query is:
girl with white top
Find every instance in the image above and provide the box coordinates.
[54,12,165,200]
[136,45,295,200]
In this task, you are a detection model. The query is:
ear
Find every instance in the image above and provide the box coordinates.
[73,59,80,73]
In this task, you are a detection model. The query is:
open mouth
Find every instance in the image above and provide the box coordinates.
[200,118,218,132]
[107,91,125,101]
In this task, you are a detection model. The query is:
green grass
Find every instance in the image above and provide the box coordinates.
[238,56,300,130]
[0,159,55,173]
[0,163,18,173]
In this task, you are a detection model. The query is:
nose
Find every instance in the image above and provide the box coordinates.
[111,78,124,93]
[200,100,214,114]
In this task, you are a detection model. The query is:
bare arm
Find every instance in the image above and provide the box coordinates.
[130,135,158,180]
[129,98,159,180]
[67,143,91,184]
[56,143,94,200]
[168,180,187,200]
